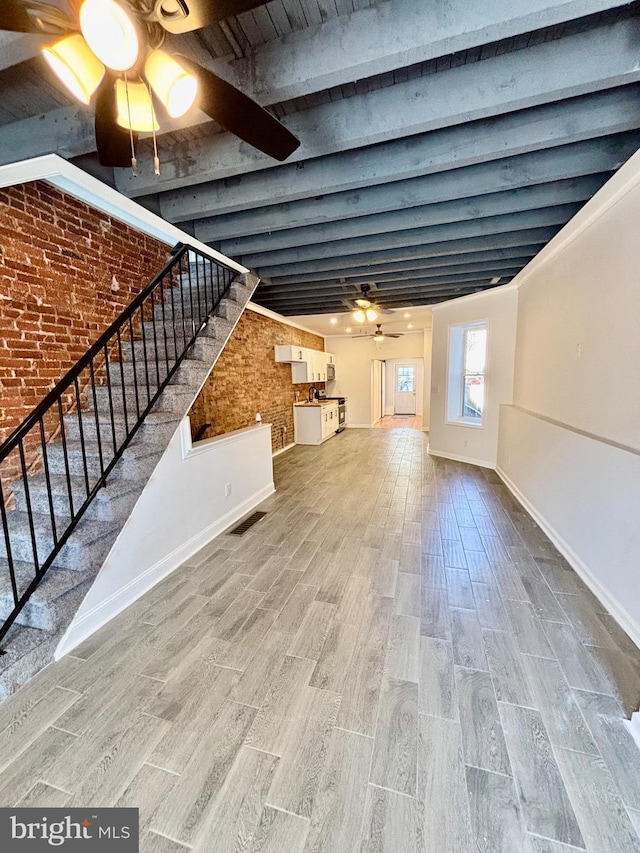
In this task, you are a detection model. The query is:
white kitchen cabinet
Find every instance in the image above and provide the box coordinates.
[274,345,306,363]
[276,345,335,383]
[294,403,338,445]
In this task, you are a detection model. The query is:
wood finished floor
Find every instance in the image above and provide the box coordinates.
[1,429,640,852]
[374,414,423,429]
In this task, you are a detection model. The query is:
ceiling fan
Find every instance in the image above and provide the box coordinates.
[0,0,301,168]
[353,323,403,342]
[343,284,394,323]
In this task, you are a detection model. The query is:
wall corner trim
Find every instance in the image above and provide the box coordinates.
[496,465,640,651]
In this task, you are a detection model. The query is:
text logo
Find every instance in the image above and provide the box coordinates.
[0,808,138,850]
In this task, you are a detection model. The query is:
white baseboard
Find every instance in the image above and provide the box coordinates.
[273,442,296,458]
[496,465,640,651]
[55,482,275,658]
[427,447,494,469]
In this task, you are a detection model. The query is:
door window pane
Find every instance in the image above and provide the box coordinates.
[397,366,415,392]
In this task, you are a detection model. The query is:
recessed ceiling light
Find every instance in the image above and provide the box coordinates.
[407,323,413,329]
[404,312,411,318]
[346,327,352,333]
[330,318,337,325]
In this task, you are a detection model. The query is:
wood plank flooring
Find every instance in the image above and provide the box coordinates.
[1,429,640,852]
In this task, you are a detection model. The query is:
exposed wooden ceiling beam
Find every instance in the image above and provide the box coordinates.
[111,18,640,196]
[163,87,640,220]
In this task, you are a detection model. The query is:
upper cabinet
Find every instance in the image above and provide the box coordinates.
[274,345,336,383]
[274,345,305,362]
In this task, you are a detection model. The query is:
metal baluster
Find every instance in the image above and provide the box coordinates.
[0,478,19,606]
[38,418,58,546]
[89,360,105,480]
[136,310,151,409]
[186,253,195,334]
[128,315,143,416]
[116,330,129,434]
[177,262,188,352]
[191,254,201,326]
[149,287,161,390]
[214,262,220,305]
[103,344,118,456]
[74,378,91,498]
[18,439,40,573]
[57,397,75,519]
[159,273,171,376]
[168,266,179,364]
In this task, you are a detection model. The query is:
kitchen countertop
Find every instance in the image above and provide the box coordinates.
[294,401,337,407]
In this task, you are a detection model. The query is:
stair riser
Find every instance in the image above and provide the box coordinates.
[12,481,137,524]
[153,298,212,321]
[89,384,193,416]
[64,415,129,447]
[46,445,154,482]
[2,536,93,572]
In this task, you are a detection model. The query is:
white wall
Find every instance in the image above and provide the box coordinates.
[429,287,519,467]
[498,406,640,646]
[496,147,640,646]
[326,331,430,427]
[56,422,274,657]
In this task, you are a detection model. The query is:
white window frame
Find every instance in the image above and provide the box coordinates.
[446,320,488,428]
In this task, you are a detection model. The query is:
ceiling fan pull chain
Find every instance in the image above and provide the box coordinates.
[123,72,138,175]
[148,83,160,175]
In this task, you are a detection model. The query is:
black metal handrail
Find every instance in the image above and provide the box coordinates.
[0,242,238,649]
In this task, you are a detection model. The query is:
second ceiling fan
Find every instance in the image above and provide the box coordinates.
[1,0,301,168]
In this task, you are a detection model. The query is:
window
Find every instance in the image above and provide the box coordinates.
[396,366,415,393]
[447,322,487,426]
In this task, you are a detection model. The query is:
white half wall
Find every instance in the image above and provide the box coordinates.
[498,405,640,646]
[326,331,430,427]
[56,421,274,657]
[429,287,518,468]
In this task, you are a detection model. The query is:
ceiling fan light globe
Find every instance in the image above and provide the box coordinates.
[353,309,366,323]
[365,308,378,322]
[115,79,159,132]
[354,297,371,308]
[80,0,139,71]
[145,50,198,118]
[42,34,105,104]
[373,333,384,342]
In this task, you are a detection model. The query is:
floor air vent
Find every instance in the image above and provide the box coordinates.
[229,511,267,535]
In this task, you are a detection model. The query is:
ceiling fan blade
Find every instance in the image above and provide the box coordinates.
[177,56,300,162]
[379,308,395,315]
[0,0,74,34]
[354,298,373,308]
[95,77,136,168]
[154,0,272,34]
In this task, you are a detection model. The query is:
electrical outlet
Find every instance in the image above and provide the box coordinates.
[225,483,231,497]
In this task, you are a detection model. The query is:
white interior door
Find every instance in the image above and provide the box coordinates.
[394,363,417,414]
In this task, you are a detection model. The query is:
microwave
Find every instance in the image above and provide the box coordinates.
[327,363,336,381]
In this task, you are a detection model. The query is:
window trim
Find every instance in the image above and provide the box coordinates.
[445,320,488,429]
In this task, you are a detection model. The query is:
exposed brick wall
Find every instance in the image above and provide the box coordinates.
[189,308,325,453]
[0,180,171,450]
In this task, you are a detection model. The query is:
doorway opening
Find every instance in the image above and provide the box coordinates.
[371,358,424,429]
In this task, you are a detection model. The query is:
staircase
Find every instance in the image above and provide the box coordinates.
[0,245,258,698]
